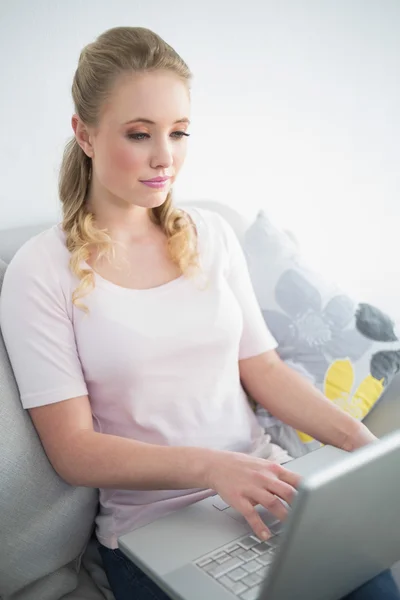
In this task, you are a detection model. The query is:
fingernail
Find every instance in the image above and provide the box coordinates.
[261,531,269,540]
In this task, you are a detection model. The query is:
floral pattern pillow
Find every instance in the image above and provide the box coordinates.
[244,211,400,457]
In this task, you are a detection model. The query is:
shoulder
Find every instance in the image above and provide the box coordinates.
[182,205,228,230]
[181,206,234,247]
[183,205,240,254]
[180,206,242,275]
[2,224,74,295]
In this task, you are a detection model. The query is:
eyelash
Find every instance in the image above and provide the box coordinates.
[127,131,190,141]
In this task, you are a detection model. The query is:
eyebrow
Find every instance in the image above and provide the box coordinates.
[125,118,191,125]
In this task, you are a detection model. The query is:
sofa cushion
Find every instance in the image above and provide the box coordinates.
[0,257,102,599]
[244,212,400,457]
[0,223,54,264]
[79,535,116,600]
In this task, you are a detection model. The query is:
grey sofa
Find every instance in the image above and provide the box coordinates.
[0,200,399,599]
[0,240,115,597]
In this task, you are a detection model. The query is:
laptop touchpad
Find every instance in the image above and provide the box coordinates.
[225,504,278,528]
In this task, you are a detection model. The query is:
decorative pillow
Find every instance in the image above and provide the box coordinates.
[0,259,100,600]
[244,212,400,457]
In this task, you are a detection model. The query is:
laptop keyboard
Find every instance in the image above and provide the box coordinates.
[194,521,283,600]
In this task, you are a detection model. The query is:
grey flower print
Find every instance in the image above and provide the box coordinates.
[370,350,400,384]
[262,270,372,383]
[356,304,398,342]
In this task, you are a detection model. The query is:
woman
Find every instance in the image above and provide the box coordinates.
[0,26,398,600]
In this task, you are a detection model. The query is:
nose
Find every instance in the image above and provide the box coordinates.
[150,136,173,170]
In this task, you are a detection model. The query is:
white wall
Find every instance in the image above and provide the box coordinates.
[0,0,399,316]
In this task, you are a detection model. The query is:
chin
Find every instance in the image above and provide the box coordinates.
[132,193,169,209]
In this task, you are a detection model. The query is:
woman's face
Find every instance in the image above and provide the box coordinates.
[82,70,190,209]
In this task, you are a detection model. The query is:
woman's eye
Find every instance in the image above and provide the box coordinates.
[171,131,190,139]
[127,132,150,141]
[126,131,190,141]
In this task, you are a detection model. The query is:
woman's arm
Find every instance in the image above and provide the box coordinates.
[239,350,377,451]
[29,393,300,540]
[28,395,217,489]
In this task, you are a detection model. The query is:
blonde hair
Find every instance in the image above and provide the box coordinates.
[59,26,199,311]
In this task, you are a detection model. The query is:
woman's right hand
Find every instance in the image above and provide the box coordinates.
[206,450,302,541]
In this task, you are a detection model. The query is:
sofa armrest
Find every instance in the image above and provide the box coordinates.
[0,222,54,263]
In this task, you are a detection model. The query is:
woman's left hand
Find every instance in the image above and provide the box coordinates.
[341,421,378,452]
[240,352,379,454]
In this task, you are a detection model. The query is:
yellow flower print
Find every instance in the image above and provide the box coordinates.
[297,359,384,443]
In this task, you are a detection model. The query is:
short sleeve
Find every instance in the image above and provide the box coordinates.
[0,238,88,409]
[216,214,278,360]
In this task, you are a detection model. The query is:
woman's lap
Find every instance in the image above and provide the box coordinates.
[342,569,400,600]
[98,542,399,600]
[98,542,171,600]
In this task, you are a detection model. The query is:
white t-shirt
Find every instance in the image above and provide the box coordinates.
[0,207,279,549]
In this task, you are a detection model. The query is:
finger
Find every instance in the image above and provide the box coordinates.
[254,490,289,522]
[276,466,302,489]
[241,500,272,541]
[265,478,297,506]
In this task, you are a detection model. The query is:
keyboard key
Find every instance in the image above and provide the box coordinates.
[237,549,259,562]
[225,543,241,553]
[208,557,244,578]
[228,567,247,581]
[211,550,229,561]
[241,584,263,600]
[202,560,218,573]
[270,522,284,535]
[257,552,275,566]
[250,535,264,543]
[219,575,237,590]
[196,556,212,567]
[252,572,264,585]
[215,554,232,564]
[231,548,247,558]
[242,572,263,587]
[252,540,275,555]
[219,575,247,594]
[243,560,263,574]
[238,536,260,550]
[265,536,279,548]
[228,581,248,595]
[258,565,271,579]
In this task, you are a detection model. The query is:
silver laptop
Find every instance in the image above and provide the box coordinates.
[118,430,400,600]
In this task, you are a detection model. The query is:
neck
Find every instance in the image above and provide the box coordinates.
[86,178,157,242]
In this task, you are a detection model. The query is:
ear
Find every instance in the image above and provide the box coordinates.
[71,114,94,158]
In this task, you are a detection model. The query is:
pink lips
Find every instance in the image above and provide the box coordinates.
[140,176,170,189]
